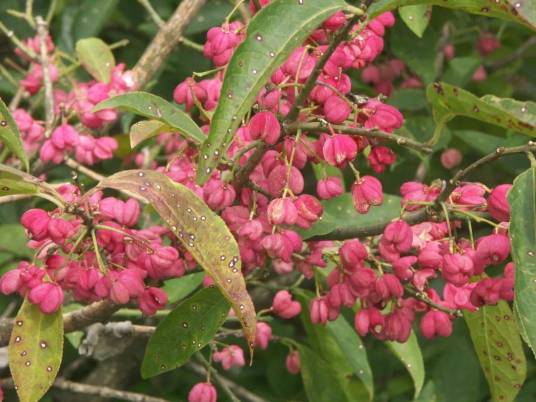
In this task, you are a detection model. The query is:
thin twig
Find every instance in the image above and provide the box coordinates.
[232,0,250,23]
[284,13,362,123]
[131,0,207,90]
[311,142,536,241]
[1,377,170,402]
[405,286,462,317]
[487,36,536,71]
[65,158,148,203]
[233,12,364,192]
[232,143,267,192]
[0,194,35,204]
[438,141,536,204]
[0,21,36,59]
[65,157,104,182]
[137,0,165,27]
[36,16,55,137]
[0,300,119,347]
[289,122,433,154]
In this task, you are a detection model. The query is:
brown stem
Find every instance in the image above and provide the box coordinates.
[405,286,461,317]
[284,14,361,124]
[1,377,169,402]
[131,0,207,90]
[311,142,536,241]
[36,16,55,137]
[487,36,536,72]
[0,300,119,347]
[438,141,536,204]
[232,143,268,192]
[288,122,433,154]
[233,13,363,192]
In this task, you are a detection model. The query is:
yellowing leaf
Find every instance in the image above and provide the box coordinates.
[88,170,256,348]
[8,301,64,402]
[75,37,115,83]
[465,301,527,402]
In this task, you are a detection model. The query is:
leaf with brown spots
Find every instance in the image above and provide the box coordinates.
[368,0,536,31]
[8,300,64,402]
[88,170,256,349]
[0,164,64,207]
[426,82,536,145]
[509,168,536,358]
[464,301,527,402]
[141,287,230,378]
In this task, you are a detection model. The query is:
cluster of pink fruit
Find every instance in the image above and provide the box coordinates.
[0,1,517,401]
[9,34,134,166]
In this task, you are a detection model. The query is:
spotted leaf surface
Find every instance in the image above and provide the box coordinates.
[509,167,536,357]
[0,163,63,205]
[465,301,527,402]
[8,300,64,402]
[75,37,115,83]
[386,331,425,398]
[427,82,536,143]
[196,0,347,184]
[90,170,256,348]
[368,0,536,31]
[93,92,205,144]
[141,287,229,378]
[0,97,28,171]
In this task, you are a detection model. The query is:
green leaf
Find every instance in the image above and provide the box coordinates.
[94,92,205,144]
[0,224,32,258]
[73,0,119,41]
[464,301,527,402]
[59,0,119,53]
[0,97,29,171]
[432,336,481,402]
[388,89,428,111]
[196,0,347,184]
[386,331,425,398]
[427,82,536,143]
[399,5,431,37]
[368,0,536,31]
[295,289,373,401]
[89,170,256,348]
[481,95,536,127]
[141,287,229,378]
[8,300,64,402]
[327,317,374,399]
[298,193,402,240]
[414,381,438,402]
[509,167,536,358]
[442,57,481,86]
[75,37,115,84]
[390,21,440,84]
[162,271,205,304]
[0,164,63,206]
[298,344,351,402]
[129,120,171,148]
